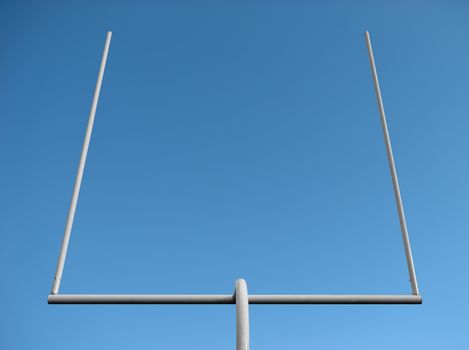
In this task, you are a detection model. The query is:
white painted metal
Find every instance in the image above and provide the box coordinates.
[48,293,422,304]
[51,31,112,294]
[365,31,419,295]
[48,31,422,349]
[235,279,250,350]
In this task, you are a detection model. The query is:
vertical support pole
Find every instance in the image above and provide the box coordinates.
[235,279,250,350]
[51,31,112,294]
[365,31,419,295]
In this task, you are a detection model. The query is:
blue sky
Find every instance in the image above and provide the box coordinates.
[1,1,468,348]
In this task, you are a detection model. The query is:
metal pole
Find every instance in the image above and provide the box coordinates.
[235,279,250,350]
[48,293,422,304]
[365,31,419,295]
[51,31,112,294]
[250,294,422,304]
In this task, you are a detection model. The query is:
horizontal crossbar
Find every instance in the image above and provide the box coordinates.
[48,294,422,304]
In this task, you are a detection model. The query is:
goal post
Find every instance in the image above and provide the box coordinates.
[48,30,421,350]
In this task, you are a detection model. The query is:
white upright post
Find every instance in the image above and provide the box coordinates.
[51,31,112,294]
[365,31,419,295]
[236,279,250,350]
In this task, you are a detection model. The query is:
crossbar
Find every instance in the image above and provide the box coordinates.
[48,294,422,304]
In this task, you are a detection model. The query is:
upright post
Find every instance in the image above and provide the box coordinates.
[235,279,250,350]
[51,31,112,294]
[365,31,419,295]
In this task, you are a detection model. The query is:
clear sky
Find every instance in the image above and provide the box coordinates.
[1,1,468,349]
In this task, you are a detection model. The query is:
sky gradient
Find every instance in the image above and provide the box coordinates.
[1,1,468,348]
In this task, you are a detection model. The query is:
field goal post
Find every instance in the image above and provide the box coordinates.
[48,31,421,350]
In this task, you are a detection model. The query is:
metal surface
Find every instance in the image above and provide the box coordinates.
[48,294,422,304]
[365,31,420,295]
[235,279,250,350]
[51,31,112,295]
[48,31,422,349]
